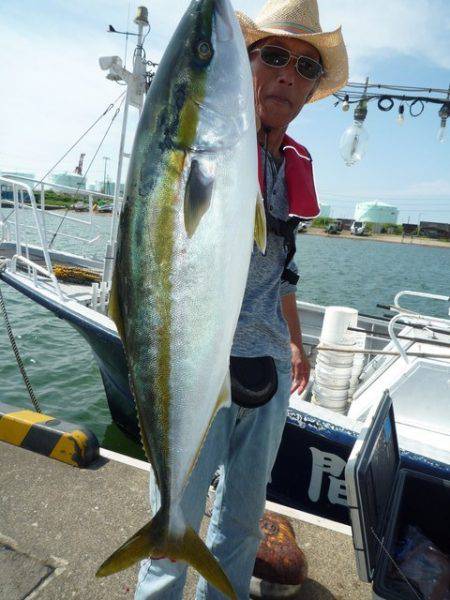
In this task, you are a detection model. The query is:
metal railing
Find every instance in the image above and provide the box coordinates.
[388,290,450,363]
[0,176,114,300]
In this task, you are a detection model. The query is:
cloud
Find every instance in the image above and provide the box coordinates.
[1,0,449,187]
[319,0,450,76]
[391,178,450,199]
[321,178,450,202]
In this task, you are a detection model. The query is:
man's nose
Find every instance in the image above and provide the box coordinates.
[276,61,297,86]
[276,65,296,86]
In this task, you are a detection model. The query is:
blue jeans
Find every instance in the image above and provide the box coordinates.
[135,358,292,600]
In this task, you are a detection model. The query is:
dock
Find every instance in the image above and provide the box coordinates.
[0,441,372,599]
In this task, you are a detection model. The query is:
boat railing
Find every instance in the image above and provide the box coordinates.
[10,254,65,301]
[0,175,113,245]
[388,290,450,363]
[0,176,114,299]
[394,290,450,321]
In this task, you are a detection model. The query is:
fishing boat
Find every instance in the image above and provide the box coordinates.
[1,7,449,527]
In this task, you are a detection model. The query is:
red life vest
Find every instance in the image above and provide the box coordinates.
[257,134,320,219]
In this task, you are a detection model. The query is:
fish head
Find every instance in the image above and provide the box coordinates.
[166,0,254,153]
[197,0,255,152]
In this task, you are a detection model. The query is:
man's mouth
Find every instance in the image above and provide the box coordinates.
[265,95,292,107]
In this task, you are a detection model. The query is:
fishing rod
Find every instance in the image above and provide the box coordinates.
[358,312,450,337]
[347,326,450,349]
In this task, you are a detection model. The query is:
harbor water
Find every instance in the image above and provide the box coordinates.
[1,211,449,458]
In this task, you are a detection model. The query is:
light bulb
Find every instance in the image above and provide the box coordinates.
[339,121,369,166]
[342,94,350,112]
[397,104,405,126]
[437,118,447,143]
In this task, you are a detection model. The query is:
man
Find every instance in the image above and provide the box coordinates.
[136,1,347,598]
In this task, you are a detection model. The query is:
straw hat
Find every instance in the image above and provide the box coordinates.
[236,0,348,103]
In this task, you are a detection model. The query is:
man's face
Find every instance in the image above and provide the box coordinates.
[249,36,321,130]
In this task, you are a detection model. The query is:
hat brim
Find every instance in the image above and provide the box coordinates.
[236,11,348,103]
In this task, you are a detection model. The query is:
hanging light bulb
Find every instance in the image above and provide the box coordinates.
[339,100,369,166]
[342,94,350,112]
[397,104,405,125]
[437,104,448,143]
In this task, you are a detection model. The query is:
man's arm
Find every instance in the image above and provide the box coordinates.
[281,292,311,394]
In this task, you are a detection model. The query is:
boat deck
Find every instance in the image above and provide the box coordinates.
[0,441,372,599]
[0,244,104,306]
[0,245,49,268]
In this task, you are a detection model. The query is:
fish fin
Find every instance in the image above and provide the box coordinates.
[108,270,125,340]
[175,525,237,599]
[184,158,214,238]
[254,188,267,254]
[96,508,237,599]
[217,370,231,409]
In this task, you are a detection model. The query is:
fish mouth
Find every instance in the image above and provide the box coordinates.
[214,0,234,42]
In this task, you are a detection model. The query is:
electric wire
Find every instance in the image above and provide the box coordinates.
[32,91,126,191]
[347,82,450,95]
[49,96,125,248]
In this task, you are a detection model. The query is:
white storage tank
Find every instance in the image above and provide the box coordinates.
[354,201,398,225]
[52,172,86,189]
[318,202,331,218]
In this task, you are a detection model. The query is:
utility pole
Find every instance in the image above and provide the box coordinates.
[103,156,110,194]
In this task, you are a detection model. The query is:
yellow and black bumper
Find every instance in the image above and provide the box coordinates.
[0,402,99,467]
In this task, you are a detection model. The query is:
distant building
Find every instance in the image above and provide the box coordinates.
[318,203,331,218]
[354,201,399,225]
[0,171,35,203]
[354,201,398,233]
[419,221,450,239]
[52,172,86,190]
[402,223,419,236]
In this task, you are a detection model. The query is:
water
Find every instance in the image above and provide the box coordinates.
[1,211,449,458]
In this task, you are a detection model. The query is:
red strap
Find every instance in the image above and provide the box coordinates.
[257,134,320,218]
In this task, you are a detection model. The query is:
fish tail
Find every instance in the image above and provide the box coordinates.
[96,508,237,599]
[172,524,237,599]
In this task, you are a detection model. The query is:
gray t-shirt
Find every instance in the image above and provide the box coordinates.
[231,149,298,361]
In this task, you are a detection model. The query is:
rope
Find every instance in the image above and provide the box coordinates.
[316,344,450,360]
[0,282,42,413]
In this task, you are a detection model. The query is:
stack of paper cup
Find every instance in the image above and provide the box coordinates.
[347,332,366,403]
[312,307,358,414]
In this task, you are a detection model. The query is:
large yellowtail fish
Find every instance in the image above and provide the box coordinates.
[96,0,265,596]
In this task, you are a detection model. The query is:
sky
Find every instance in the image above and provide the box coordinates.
[1,0,449,224]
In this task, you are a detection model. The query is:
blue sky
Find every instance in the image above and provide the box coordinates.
[1,0,449,224]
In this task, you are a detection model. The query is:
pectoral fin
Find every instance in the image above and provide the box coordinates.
[216,371,231,410]
[184,158,214,238]
[254,189,267,254]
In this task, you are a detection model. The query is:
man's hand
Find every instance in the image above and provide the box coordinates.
[281,293,310,395]
[290,342,310,395]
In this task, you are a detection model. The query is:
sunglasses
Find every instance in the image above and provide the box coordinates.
[250,45,324,81]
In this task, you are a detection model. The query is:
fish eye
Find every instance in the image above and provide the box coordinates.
[197,41,212,60]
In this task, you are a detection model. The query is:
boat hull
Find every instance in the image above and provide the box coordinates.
[2,272,448,525]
